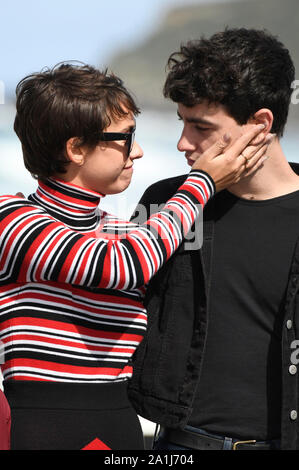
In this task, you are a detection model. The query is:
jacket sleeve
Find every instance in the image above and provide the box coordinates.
[130,174,187,223]
[0,170,214,289]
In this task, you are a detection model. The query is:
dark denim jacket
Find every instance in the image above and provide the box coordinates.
[128,163,299,450]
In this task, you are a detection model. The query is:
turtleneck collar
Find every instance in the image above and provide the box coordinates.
[28,178,104,232]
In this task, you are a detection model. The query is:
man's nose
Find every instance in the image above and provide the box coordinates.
[177,132,197,153]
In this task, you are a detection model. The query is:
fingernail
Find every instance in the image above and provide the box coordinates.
[223,133,231,142]
[258,124,266,129]
[261,155,270,162]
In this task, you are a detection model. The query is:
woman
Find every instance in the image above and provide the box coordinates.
[0,63,268,450]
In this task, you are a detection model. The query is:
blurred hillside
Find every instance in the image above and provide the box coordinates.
[109,0,299,124]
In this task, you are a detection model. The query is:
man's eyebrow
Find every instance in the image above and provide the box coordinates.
[177,111,217,127]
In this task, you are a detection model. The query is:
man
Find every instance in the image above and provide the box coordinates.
[128,28,299,450]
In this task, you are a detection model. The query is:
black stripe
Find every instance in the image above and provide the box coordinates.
[40,179,100,204]
[29,194,98,229]
[43,232,83,280]
[0,283,143,304]
[4,344,131,361]
[0,327,138,347]
[0,310,146,335]
[4,370,126,382]
[5,350,128,369]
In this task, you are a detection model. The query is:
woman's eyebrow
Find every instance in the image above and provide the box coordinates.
[120,122,136,133]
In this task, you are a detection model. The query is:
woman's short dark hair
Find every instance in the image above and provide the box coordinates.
[14,63,140,180]
[163,28,295,137]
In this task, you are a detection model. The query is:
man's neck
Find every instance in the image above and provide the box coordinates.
[227,140,299,200]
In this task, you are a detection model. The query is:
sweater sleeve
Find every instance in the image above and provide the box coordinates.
[0,170,215,289]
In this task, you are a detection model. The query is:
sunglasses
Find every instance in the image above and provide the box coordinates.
[98,128,136,158]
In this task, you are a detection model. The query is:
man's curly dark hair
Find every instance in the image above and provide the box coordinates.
[163,28,295,137]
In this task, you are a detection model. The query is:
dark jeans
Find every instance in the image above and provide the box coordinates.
[153,425,281,451]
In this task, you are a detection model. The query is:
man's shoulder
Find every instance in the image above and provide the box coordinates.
[142,174,188,201]
[290,161,299,175]
[131,174,189,221]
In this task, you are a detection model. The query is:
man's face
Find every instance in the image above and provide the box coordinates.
[177,101,252,166]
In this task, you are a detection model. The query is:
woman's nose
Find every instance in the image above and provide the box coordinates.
[130,141,144,160]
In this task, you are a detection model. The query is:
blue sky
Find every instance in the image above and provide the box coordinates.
[0,0,298,217]
[1,0,233,97]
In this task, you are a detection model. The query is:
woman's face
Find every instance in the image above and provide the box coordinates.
[64,111,144,195]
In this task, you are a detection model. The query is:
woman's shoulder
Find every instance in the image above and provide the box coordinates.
[0,194,46,213]
[0,194,26,206]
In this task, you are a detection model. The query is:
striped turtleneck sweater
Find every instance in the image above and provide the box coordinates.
[0,171,214,383]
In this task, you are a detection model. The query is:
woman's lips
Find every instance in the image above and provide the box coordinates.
[186,157,194,167]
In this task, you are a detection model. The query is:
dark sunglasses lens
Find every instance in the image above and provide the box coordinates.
[128,131,135,156]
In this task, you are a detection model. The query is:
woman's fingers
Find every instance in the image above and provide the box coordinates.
[192,124,267,167]
[191,133,232,163]
[225,124,266,161]
[191,124,272,192]
[238,133,275,165]
[238,133,275,177]
[243,144,270,177]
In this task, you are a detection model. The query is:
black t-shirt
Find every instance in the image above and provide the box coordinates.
[188,189,299,441]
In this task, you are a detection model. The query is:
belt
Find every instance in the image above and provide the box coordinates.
[160,427,279,450]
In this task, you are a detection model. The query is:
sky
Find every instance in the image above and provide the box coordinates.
[2,0,298,221]
[1,0,241,216]
[0,0,237,97]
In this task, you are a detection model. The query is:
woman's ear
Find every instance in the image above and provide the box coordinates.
[65,138,85,166]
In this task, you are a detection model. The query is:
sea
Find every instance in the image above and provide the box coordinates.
[0,103,298,445]
[1,104,298,219]
[0,104,190,220]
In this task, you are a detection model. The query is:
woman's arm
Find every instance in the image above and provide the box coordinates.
[0,125,268,290]
[0,170,211,289]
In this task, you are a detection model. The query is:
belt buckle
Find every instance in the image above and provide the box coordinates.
[232,439,256,450]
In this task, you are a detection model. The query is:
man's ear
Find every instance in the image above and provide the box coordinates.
[251,109,274,134]
[65,137,85,166]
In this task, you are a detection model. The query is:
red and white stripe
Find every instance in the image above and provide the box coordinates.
[0,171,214,382]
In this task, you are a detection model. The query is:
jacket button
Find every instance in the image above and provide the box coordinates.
[290,410,297,420]
[289,365,297,375]
[286,320,293,329]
